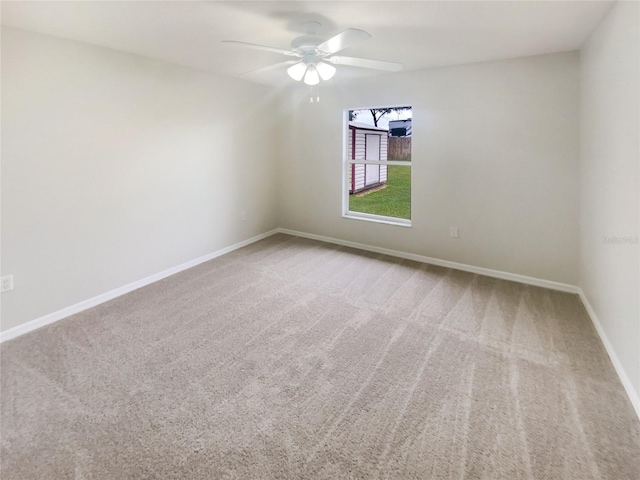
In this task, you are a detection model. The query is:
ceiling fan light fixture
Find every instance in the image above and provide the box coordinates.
[303,65,320,86]
[224,24,403,85]
[287,62,307,82]
[316,61,336,81]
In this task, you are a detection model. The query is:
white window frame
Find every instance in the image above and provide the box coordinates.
[342,108,412,227]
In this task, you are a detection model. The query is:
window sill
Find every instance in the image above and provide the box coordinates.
[343,212,412,228]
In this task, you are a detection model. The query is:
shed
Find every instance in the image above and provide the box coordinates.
[347,121,388,194]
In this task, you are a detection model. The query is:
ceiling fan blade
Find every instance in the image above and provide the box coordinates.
[317,29,371,55]
[328,56,403,72]
[240,60,297,77]
[221,40,297,56]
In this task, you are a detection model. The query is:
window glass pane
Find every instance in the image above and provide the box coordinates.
[346,106,411,224]
[348,164,411,220]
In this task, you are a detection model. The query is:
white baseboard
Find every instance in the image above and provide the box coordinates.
[277,228,640,420]
[577,289,640,420]
[276,228,580,294]
[4,226,638,422]
[276,228,640,419]
[0,229,278,343]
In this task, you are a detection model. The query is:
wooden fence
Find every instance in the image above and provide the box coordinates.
[387,137,412,160]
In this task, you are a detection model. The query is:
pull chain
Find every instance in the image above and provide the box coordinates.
[309,84,320,103]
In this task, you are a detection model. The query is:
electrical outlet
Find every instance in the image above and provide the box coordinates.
[450,227,459,238]
[240,210,247,222]
[1,275,13,293]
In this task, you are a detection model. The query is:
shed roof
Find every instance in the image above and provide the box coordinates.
[349,121,388,132]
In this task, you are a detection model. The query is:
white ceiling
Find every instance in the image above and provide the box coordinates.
[1,1,615,87]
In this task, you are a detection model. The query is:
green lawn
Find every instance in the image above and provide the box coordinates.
[349,165,411,220]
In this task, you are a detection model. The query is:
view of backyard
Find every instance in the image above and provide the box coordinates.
[349,165,411,220]
[347,106,412,221]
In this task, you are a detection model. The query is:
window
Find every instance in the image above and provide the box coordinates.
[343,106,412,226]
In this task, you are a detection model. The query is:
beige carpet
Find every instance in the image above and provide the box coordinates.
[1,234,639,479]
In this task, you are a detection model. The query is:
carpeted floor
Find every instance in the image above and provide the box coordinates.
[1,233,639,479]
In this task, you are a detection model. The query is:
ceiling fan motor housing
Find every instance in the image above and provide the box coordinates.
[290,34,324,53]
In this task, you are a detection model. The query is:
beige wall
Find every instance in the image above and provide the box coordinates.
[580,1,640,400]
[278,52,580,285]
[1,28,279,330]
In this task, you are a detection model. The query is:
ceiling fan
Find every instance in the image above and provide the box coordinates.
[222,21,403,85]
